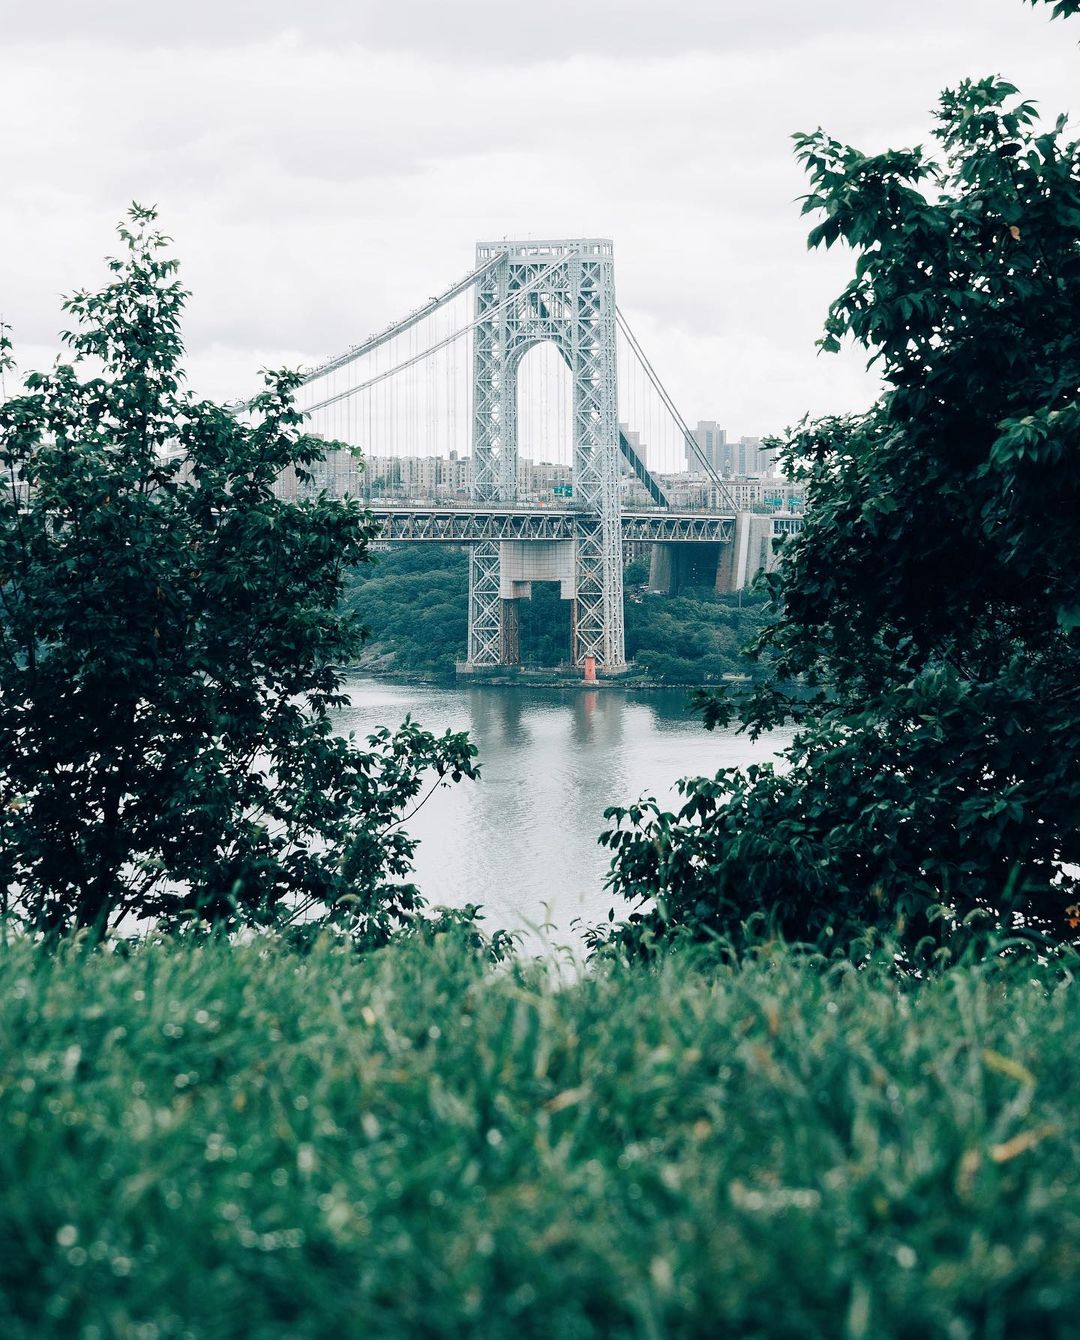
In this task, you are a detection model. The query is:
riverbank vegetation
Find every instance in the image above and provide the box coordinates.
[343,545,771,684]
[1,930,1076,1338]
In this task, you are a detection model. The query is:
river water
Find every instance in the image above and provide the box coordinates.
[336,675,793,946]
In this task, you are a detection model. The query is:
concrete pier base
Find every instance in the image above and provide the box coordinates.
[716,513,778,592]
[648,542,724,595]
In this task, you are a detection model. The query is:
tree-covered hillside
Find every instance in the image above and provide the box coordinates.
[344,546,471,679]
[626,589,771,684]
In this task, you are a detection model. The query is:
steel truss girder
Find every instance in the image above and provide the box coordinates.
[469,240,625,668]
[370,507,738,545]
[374,507,579,542]
[620,514,736,543]
[468,541,503,665]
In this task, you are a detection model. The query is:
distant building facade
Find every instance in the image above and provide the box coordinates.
[685,422,777,477]
[270,424,789,508]
[274,446,361,501]
[657,474,803,513]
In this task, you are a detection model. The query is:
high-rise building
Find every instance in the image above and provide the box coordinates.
[685,421,727,472]
[687,423,776,477]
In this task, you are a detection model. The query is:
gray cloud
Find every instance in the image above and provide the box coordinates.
[2,1,977,61]
[2,0,1076,433]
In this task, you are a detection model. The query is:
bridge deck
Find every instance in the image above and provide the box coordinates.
[366,504,745,544]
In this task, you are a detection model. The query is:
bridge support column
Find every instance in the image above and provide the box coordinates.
[649,543,725,595]
[715,512,775,593]
[648,543,676,594]
[572,517,625,669]
[467,541,504,666]
[501,598,520,665]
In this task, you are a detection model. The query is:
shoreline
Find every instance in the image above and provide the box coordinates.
[343,663,753,693]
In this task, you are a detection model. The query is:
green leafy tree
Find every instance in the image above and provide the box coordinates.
[603,67,1080,956]
[1028,0,1080,17]
[0,206,477,941]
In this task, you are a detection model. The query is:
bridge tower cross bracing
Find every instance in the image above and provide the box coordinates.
[468,238,626,671]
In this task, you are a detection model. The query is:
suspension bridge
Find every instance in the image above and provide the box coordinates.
[279,238,797,673]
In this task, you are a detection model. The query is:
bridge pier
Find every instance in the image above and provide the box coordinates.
[501,598,520,665]
[467,541,503,666]
[466,539,577,669]
[646,517,783,597]
[648,542,724,595]
[648,543,675,594]
[715,512,778,593]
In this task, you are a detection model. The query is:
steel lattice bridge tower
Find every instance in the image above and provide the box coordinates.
[281,237,798,673]
[469,240,623,670]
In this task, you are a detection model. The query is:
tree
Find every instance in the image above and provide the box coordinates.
[0,206,477,941]
[1028,1,1080,17]
[602,64,1080,956]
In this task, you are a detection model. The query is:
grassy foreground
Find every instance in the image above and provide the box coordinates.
[0,933,1076,1338]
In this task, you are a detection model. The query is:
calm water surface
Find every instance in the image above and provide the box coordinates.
[337,675,793,944]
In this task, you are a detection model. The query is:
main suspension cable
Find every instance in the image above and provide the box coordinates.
[299,255,501,384]
[299,255,575,418]
[615,305,738,514]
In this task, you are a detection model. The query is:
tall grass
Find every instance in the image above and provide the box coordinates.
[0,932,1075,1337]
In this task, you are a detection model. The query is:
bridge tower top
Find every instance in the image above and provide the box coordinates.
[476,238,613,262]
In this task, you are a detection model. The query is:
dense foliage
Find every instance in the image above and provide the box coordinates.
[345,546,471,678]
[604,71,1080,955]
[344,544,769,682]
[0,932,1075,1338]
[0,208,476,941]
[627,588,771,684]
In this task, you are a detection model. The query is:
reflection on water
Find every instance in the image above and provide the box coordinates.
[335,676,793,944]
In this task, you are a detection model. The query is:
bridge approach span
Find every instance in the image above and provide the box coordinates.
[367,505,736,546]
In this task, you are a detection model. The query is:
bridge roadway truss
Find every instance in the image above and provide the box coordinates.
[470,240,624,670]
[368,505,736,546]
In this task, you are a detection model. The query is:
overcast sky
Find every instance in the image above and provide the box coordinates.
[2,0,1076,436]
